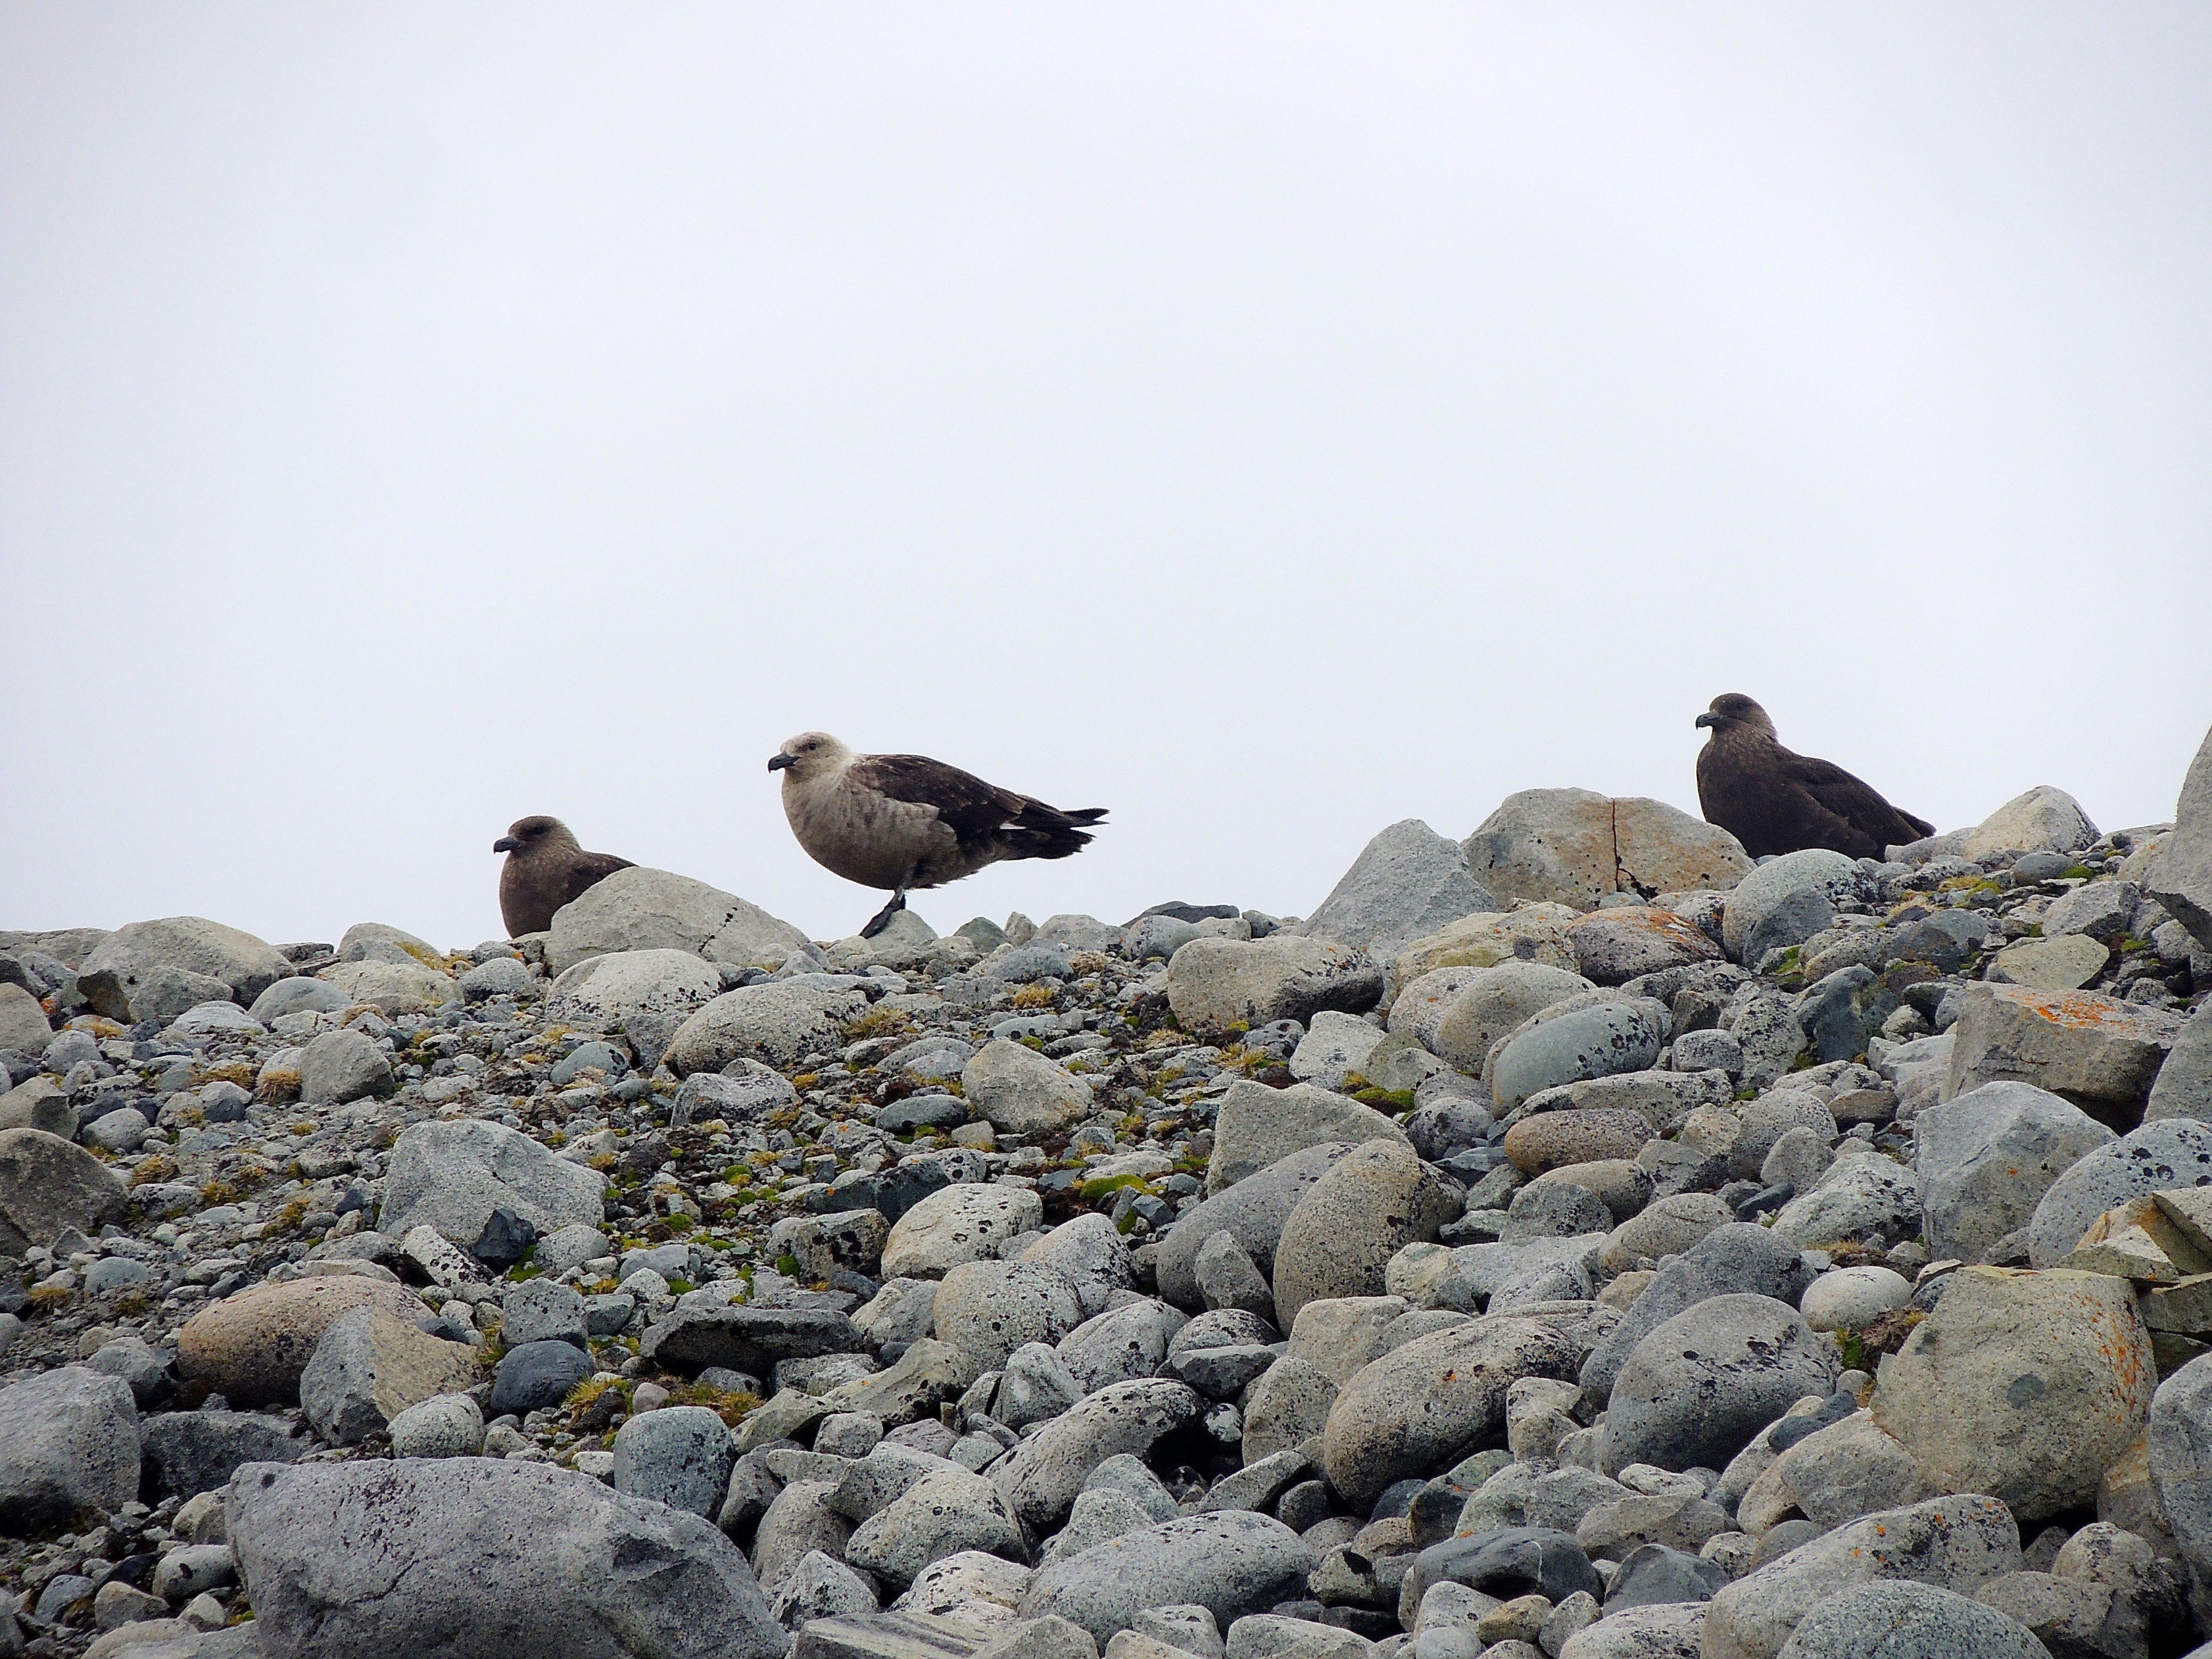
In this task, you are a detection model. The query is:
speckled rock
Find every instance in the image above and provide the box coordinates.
[1019,1512,1317,1644]
[1271,1139,1453,1328]
[1871,1267,2154,1523]
[1915,1081,2115,1264]
[882,1183,1045,1279]
[1604,1294,1835,1476]
[1491,1001,1669,1111]
[1428,962,1595,1073]
[2025,1118,2212,1268]
[1701,1494,2023,1659]
[1503,1109,1654,1177]
[1165,936,1384,1032]
[1943,984,2184,1120]
[1322,1313,1579,1512]
[1566,908,1723,986]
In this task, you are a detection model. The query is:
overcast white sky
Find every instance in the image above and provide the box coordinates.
[4,5,2209,951]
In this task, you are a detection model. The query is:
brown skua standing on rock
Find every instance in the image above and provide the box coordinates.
[769,732,1106,938]
[1695,693,1934,860]
[493,816,635,938]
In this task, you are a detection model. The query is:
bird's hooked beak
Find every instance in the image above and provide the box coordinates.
[767,753,796,772]
[1694,713,1719,730]
[493,836,520,853]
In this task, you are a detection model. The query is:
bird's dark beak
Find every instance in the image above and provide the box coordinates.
[493,836,520,853]
[767,754,796,772]
[1694,713,1718,729]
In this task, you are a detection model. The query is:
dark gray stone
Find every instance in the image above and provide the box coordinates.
[488,1339,593,1416]
[1603,1542,1729,1611]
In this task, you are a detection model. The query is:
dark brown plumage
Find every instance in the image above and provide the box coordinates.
[493,816,634,938]
[1695,694,1934,861]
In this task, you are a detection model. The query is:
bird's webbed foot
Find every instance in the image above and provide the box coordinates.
[858,892,908,940]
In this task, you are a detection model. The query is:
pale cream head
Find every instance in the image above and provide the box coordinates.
[768,731,855,783]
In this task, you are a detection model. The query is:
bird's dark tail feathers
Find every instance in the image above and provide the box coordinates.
[1002,801,1107,862]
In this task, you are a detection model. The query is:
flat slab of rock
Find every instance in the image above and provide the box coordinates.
[641,1304,863,1376]
[1943,983,2184,1119]
[789,1611,989,1657]
[227,1456,787,1659]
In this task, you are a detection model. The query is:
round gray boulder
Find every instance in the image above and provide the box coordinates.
[613,1405,737,1518]
[1604,1294,1835,1475]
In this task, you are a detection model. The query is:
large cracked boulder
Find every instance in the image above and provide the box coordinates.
[1462,788,1752,912]
[546,866,810,975]
[1165,936,1383,1032]
[1301,818,1499,955]
[544,949,724,1069]
[226,1457,787,1659]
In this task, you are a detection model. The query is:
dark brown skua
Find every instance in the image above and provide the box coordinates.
[493,816,635,938]
[1695,694,1934,861]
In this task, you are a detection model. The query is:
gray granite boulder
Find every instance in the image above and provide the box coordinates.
[2025,1118,2212,1267]
[0,1366,139,1532]
[227,1456,786,1658]
[1604,1295,1835,1476]
[1915,1081,2114,1263]
[1302,818,1499,956]
[379,1118,606,1250]
[1019,1512,1316,1645]
[1579,1224,1814,1410]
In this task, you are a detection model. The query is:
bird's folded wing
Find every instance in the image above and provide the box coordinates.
[851,754,1029,844]
[561,852,636,907]
[1780,752,1926,842]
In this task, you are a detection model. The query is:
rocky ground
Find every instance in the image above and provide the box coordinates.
[0,744,2211,1659]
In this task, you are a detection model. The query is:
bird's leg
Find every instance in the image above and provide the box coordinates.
[859,890,908,940]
